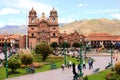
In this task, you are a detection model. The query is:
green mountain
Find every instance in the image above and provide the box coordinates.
[60,18,120,35]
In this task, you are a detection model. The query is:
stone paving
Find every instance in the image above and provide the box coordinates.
[7,56,119,80]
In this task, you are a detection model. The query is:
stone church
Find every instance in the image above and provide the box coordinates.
[28,7,59,48]
[28,7,85,48]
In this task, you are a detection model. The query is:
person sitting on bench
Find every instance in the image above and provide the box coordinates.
[30,64,35,73]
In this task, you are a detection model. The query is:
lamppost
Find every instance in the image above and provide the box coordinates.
[84,38,88,58]
[64,47,67,66]
[79,38,83,78]
[110,41,115,66]
[4,34,8,78]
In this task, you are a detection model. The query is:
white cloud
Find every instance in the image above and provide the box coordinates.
[2,0,52,16]
[59,15,77,23]
[110,13,120,20]
[0,8,20,15]
[78,3,87,7]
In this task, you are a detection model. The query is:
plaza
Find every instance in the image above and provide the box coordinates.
[0,1,120,80]
[6,53,120,80]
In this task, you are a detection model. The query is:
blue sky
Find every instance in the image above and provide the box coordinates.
[0,0,120,27]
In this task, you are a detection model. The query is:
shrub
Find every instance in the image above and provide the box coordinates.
[106,72,114,80]
[106,72,120,80]
[21,64,26,68]
[115,61,120,74]
[35,42,53,62]
[19,49,33,66]
[83,75,88,80]
[4,59,21,73]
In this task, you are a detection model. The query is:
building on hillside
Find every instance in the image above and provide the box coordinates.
[87,33,120,49]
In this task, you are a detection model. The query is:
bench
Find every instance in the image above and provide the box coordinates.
[50,63,57,69]
[105,63,112,69]
[93,68,100,73]
[26,67,35,73]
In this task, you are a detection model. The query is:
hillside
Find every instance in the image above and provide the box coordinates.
[0,18,120,35]
[0,25,27,35]
[60,18,120,35]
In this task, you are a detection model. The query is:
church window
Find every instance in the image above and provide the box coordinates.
[32,14,34,16]
[53,33,55,36]
[32,33,34,37]
[31,18,34,23]
[52,18,55,22]
[31,28,34,30]
[53,28,55,30]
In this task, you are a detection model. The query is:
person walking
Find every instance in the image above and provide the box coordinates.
[72,63,78,80]
[91,60,93,69]
[88,60,91,70]
[83,60,86,69]
[68,61,72,68]
[61,63,65,71]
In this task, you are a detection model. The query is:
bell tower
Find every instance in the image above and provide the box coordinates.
[28,7,37,24]
[49,7,59,43]
[49,7,58,25]
[28,7,38,49]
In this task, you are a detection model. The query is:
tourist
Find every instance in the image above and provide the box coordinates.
[91,60,93,69]
[83,60,86,69]
[72,63,78,77]
[68,61,72,68]
[88,60,91,70]
[61,63,65,71]
[77,64,80,73]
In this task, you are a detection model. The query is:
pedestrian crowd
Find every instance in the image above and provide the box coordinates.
[61,57,94,78]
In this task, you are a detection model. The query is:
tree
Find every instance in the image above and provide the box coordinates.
[35,42,53,61]
[60,42,70,49]
[50,42,58,53]
[4,59,20,73]
[21,53,33,65]
[115,61,120,74]
[72,42,80,49]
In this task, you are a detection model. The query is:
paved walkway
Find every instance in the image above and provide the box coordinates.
[7,56,119,80]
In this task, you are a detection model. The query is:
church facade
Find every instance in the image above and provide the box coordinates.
[28,8,59,48]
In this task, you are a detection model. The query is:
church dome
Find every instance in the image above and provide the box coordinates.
[29,7,36,13]
[39,12,48,20]
[50,7,57,13]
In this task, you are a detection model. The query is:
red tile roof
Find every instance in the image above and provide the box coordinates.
[87,33,120,41]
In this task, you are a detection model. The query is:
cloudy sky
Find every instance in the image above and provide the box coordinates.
[0,0,120,27]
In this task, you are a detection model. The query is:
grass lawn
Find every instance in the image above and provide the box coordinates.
[0,55,79,80]
[87,69,111,80]
[0,66,6,79]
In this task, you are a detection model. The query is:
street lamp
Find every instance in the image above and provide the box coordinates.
[110,41,115,66]
[64,47,67,66]
[79,38,83,78]
[4,34,8,78]
[84,38,88,58]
